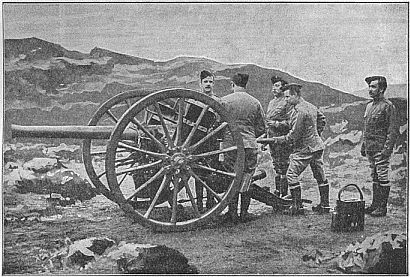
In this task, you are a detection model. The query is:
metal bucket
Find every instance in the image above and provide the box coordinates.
[331,184,365,232]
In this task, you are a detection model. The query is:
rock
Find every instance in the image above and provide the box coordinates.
[336,231,406,274]
[16,168,96,201]
[112,244,198,274]
[43,143,81,161]
[23,158,63,174]
[5,162,19,169]
[65,237,116,268]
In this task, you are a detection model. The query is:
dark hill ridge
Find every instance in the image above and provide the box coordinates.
[4,37,407,155]
[90,47,154,65]
[5,37,89,61]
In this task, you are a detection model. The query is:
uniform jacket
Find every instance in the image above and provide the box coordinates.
[266,95,293,137]
[278,98,326,153]
[221,89,266,149]
[362,97,397,155]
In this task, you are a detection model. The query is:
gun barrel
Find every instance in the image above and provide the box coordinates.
[11,124,138,140]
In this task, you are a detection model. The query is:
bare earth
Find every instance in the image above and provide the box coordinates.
[2,145,407,274]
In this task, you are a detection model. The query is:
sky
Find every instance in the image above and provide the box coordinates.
[2,2,408,93]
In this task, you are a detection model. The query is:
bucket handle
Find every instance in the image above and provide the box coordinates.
[338,184,364,201]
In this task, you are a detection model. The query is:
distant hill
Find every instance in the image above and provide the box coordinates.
[4,37,407,159]
[352,84,408,99]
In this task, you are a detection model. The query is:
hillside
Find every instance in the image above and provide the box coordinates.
[4,37,407,156]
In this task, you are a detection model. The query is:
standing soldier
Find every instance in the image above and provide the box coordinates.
[361,76,398,217]
[266,76,292,197]
[259,83,328,215]
[221,73,266,223]
[195,70,218,211]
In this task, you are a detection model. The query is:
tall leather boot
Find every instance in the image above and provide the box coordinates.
[280,175,289,198]
[274,175,281,196]
[224,194,240,223]
[240,192,255,222]
[312,183,330,214]
[365,182,380,214]
[370,185,390,217]
[284,185,304,216]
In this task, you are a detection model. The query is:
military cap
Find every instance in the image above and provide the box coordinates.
[200,70,214,81]
[280,83,302,92]
[365,75,386,85]
[231,73,249,88]
[271,75,288,85]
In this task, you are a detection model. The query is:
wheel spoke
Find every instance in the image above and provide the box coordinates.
[126,167,167,201]
[144,175,170,219]
[154,102,175,148]
[97,171,107,179]
[191,146,237,159]
[181,173,200,217]
[118,141,167,159]
[175,98,185,146]
[106,109,119,123]
[170,176,179,224]
[192,163,236,178]
[94,148,129,156]
[116,160,163,176]
[118,171,129,187]
[188,169,222,202]
[189,122,228,152]
[128,118,167,152]
[182,105,209,148]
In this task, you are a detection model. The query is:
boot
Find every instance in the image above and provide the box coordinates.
[312,183,330,214]
[280,175,289,198]
[370,185,390,217]
[365,183,380,214]
[284,185,304,216]
[222,194,239,223]
[240,192,255,222]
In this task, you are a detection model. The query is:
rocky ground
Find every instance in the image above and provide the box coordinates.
[2,142,407,274]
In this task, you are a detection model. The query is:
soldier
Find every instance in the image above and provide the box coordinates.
[220,73,265,223]
[361,76,398,217]
[266,76,292,197]
[260,83,328,215]
[195,70,218,212]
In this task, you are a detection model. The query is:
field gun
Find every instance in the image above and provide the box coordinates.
[11,88,295,232]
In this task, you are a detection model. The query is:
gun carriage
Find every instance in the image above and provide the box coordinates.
[11,88,294,232]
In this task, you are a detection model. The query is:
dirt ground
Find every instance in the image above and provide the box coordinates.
[2,144,408,275]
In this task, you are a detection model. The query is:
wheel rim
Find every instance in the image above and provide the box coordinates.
[105,88,245,231]
[82,89,152,201]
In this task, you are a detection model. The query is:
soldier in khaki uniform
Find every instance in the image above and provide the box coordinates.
[361,76,398,217]
[260,83,328,215]
[221,73,265,223]
[266,76,293,197]
[195,70,219,211]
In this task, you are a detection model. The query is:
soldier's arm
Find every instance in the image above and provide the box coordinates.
[278,110,303,143]
[316,109,326,135]
[255,103,266,138]
[382,103,398,157]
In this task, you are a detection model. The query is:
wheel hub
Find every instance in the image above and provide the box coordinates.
[170,152,189,168]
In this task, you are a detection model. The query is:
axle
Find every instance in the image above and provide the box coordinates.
[11,124,139,140]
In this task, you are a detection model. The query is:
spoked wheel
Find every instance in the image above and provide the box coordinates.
[105,88,245,232]
[82,89,151,201]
